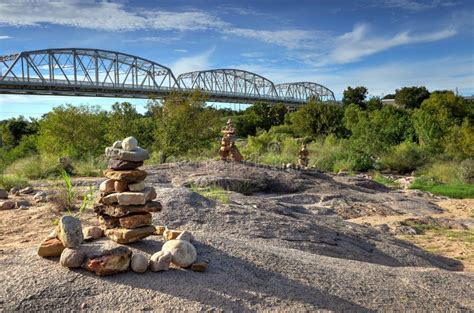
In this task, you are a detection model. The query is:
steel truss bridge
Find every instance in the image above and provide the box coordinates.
[0,48,336,107]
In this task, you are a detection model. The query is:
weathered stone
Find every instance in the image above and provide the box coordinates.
[19,186,34,194]
[0,189,8,199]
[116,187,157,206]
[155,226,166,235]
[176,230,194,242]
[9,187,20,196]
[0,200,15,210]
[119,213,152,229]
[122,136,138,151]
[83,226,104,241]
[108,159,144,171]
[38,237,65,257]
[131,254,148,273]
[163,229,182,241]
[112,140,122,149]
[114,180,128,193]
[103,169,147,183]
[98,214,120,229]
[162,239,197,268]
[46,227,59,240]
[150,251,172,272]
[58,215,83,248]
[33,191,48,203]
[60,248,85,268]
[15,200,30,209]
[105,147,150,162]
[94,201,162,217]
[99,193,119,205]
[83,246,131,276]
[99,179,115,193]
[104,226,155,244]
[191,261,209,272]
[128,181,146,192]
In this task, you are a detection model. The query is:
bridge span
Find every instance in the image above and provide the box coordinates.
[0,48,336,107]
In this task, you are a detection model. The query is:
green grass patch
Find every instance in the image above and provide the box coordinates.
[0,174,30,190]
[409,178,474,199]
[190,185,230,203]
[444,230,474,243]
[372,172,401,188]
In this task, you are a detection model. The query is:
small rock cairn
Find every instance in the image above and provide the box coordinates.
[219,118,243,162]
[298,143,309,168]
[95,136,160,244]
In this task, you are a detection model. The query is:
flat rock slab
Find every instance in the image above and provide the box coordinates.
[94,201,162,217]
[83,246,132,276]
[103,169,147,183]
[105,147,150,162]
[37,237,65,257]
[100,188,158,206]
[99,213,152,229]
[104,226,156,244]
[108,159,144,170]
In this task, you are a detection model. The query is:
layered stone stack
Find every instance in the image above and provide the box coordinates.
[298,143,309,168]
[95,136,161,244]
[219,118,243,162]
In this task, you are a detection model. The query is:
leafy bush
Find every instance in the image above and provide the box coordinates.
[0,174,30,190]
[73,156,108,177]
[379,141,427,173]
[420,162,463,184]
[4,155,61,179]
[459,159,474,184]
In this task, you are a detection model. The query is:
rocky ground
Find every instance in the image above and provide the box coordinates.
[1,160,473,311]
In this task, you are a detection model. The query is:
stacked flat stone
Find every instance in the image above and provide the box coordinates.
[94,137,161,244]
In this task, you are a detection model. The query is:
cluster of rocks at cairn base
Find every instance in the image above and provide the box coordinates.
[95,137,161,244]
[37,215,205,276]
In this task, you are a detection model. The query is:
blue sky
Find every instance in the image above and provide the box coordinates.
[0,0,473,119]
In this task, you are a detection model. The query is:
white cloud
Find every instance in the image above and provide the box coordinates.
[170,48,215,75]
[0,35,11,40]
[374,0,459,12]
[225,28,325,49]
[328,23,456,64]
[0,1,226,32]
[174,49,188,53]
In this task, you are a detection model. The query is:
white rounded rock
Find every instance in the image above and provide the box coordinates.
[149,250,172,272]
[112,140,122,149]
[122,137,138,151]
[161,239,197,268]
[60,248,85,268]
[131,254,149,273]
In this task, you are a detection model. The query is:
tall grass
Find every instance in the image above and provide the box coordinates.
[0,174,30,190]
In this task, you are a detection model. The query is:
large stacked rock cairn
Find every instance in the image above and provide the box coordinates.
[219,118,243,162]
[298,143,309,168]
[95,136,161,244]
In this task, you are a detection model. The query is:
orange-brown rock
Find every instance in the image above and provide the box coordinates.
[104,226,155,244]
[99,179,115,194]
[119,212,152,229]
[163,229,182,241]
[103,169,147,183]
[155,225,166,235]
[98,214,120,229]
[114,180,128,193]
[37,237,65,257]
[83,246,131,276]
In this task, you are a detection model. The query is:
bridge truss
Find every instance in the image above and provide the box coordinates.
[0,48,336,107]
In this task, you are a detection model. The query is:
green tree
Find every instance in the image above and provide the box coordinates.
[412,91,471,154]
[151,91,221,161]
[234,102,287,137]
[366,97,383,111]
[105,102,154,148]
[37,105,107,158]
[342,86,368,108]
[394,86,430,109]
[1,116,38,148]
[288,101,347,138]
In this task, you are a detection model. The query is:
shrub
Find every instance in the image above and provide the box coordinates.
[4,155,61,179]
[379,141,427,173]
[74,156,108,177]
[421,161,463,184]
[0,174,30,190]
[459,159,474,184]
